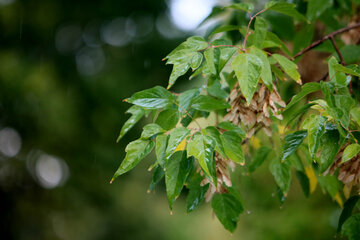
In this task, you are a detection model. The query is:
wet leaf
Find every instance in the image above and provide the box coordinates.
[221,131,245,165]
[282,130,307,160]
[112,139,155,181]
[165,151,194,210]
[212,187,244,232]
[232,53,262,104]
[117,105,146,142]
[127,86,175,109]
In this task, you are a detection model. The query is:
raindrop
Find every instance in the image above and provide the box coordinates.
[0,127,22,158]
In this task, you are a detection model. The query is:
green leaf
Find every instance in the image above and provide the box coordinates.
[217,121,246,138]
[338,196,360,232]
[319,128,341,172]
[186,173,210,213]
[342,144,360,163]
[336,95,355,128]
[141,123,165,139]
[226,2,254,12]
[167,53,193,88]
[178,88,200,113]
[165,151,194,210]
[232,53,262,104]
[165,36,208,88]
[265,1,308,22]
[293,24,315,55]
[306,0,333,21]
[332,61,360,78]
[190,52,203,70]
[351,107,360,125]
[249,46,273,89]
[165,127,190,161]
[187,134,217,182]
[253,17,268,48]
[117,105,146,142]
[204,48,217,75]
[272,54,301,84]
[203,126,226,158]
[283,82,320,111]
[296,170,310,197]
[328,57,349,87]
[266,32,292,57]
[221,131,245,165]
[317,174,339,198]
[155,134,169,168]
[282,130,307,160]
[112,139,155,182]
[207,80,228,99]
[269,158,291,195]
[248,146,272,173]
[302,115,327,158]
[127,86,175,109]
[218,47,237,73]
[212,188,244,232]
[209,25,239,38]
[155,109,179,130]
[342,214,360,240]
[191,95,230,111]
[149,164,165,192]
[199,6,224,26]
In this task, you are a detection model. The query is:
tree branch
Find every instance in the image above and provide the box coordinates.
[329,36,346,65]
[242,9,267,49]
[293,22,360,59]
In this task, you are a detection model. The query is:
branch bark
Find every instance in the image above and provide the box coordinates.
[293,22,360,59]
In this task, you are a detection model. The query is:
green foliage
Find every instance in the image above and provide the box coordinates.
[342,214,360,240]
[211,186,244,232]
[342,144,360,163]
[165,151,193,210]
[113,0,360,236]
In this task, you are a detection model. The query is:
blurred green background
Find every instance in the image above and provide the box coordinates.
[0,0,341,239]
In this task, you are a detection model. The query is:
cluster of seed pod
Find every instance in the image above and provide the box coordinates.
[326,144,360,185]
[223,83,286,137]
[202,84,286,200]
[201,151,235,201]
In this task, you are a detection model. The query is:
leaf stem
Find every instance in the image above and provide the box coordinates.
[242,8,267,49]
[173,101,202,129]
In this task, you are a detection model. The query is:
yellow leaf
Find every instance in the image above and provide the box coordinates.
[174,138,187,152]
[334,192,343,208]
[278,125,285,135]
[305,166,317,194]
[250,136,261,149]
[343,183,353,200]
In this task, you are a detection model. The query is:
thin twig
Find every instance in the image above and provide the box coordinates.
[173,101,202,129]
[329,36,346,65]
[340,122,358,144]
[293,22,360,59]
[242,9,267,49]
